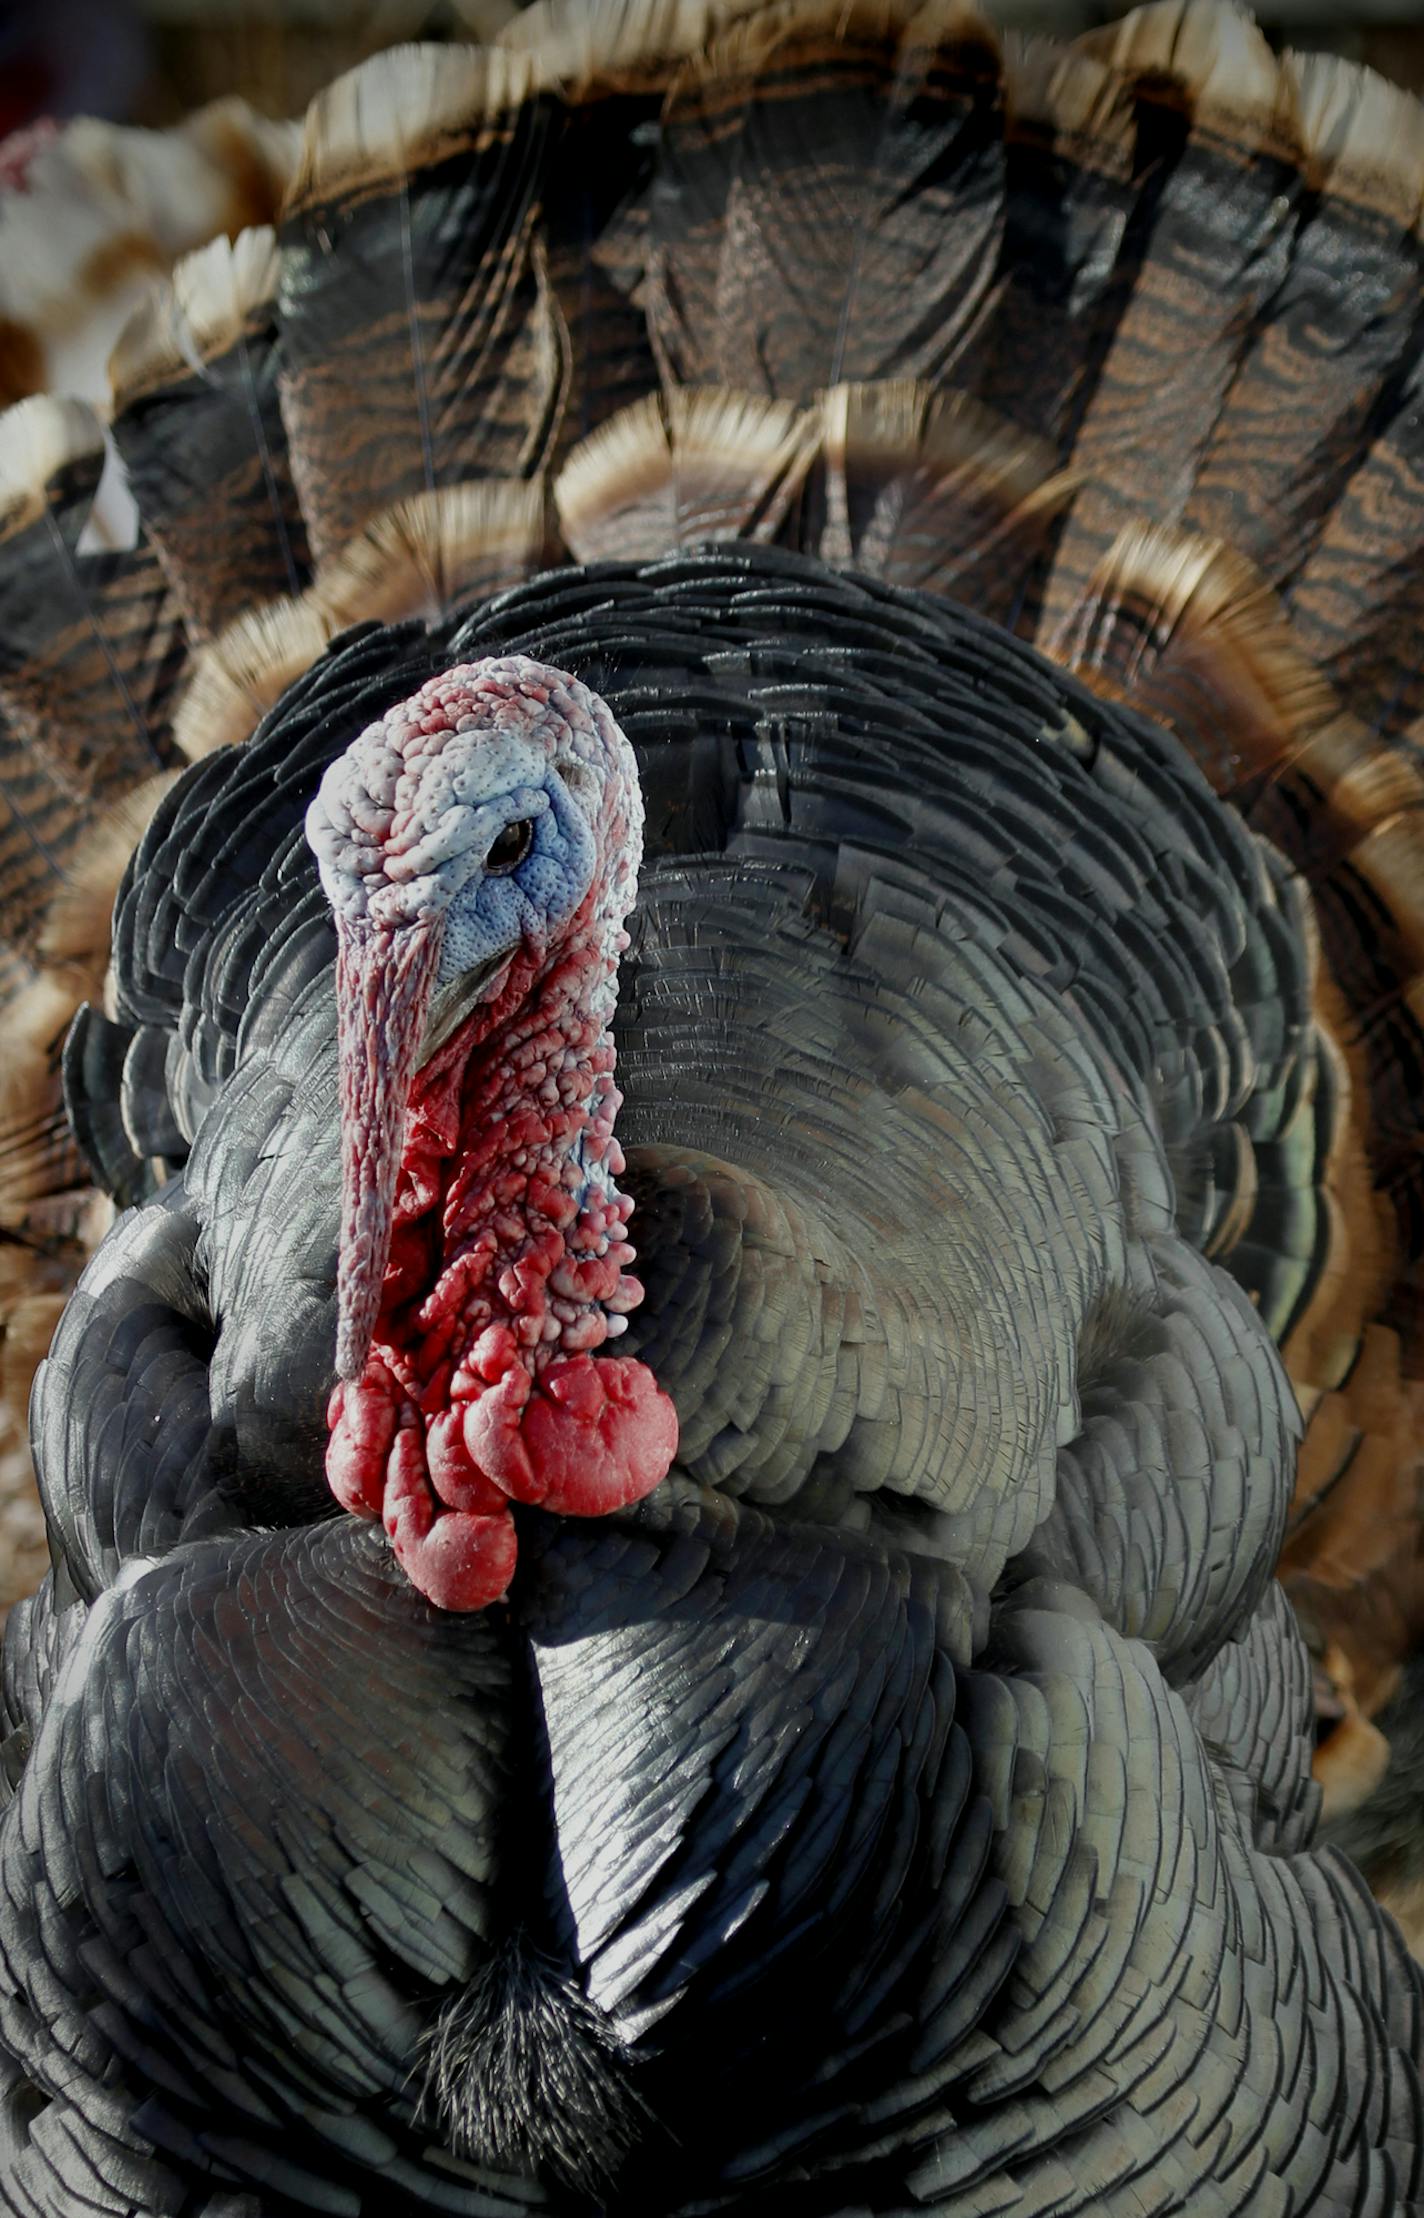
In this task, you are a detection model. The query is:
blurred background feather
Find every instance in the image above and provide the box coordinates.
[2,0,1422,136]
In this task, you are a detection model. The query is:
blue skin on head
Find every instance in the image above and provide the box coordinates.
[436,762,599,988]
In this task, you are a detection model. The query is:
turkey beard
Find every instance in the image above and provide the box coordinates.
[324,901,677,1611]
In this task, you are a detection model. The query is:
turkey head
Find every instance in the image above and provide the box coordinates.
[305,654,677,1611]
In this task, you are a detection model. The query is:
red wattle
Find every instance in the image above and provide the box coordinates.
[465,1353,678,1516]
[326,1345,677,1610]
[426,1404,508,1514]
[325,1376,392,1518]
[381,1421,519,1611]
[325,816,679,1612]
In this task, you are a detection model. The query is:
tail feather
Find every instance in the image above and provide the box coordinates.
[817,380,1078,624]
[495,0,770,81]
[510,1,727,463]
[1282,1325,1422,1600]
[1286,350,1424,746]
[276,44,567,564]
[1185,54,1424,597]
[0,398,184,769]
[170,600,339,764]
[951,34,1137,458]
[535,100,661,468]
[108,228,312,640]
[555,386,817,560]
[310,480,550,627]
[1044,523,1336,793]
[645,0,1006,401]
[1034,5,1302,640]
[0,400,184,978]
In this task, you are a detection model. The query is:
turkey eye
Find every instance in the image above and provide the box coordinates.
[484,818,534,875]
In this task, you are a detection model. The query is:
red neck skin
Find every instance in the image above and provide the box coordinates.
[324,896,677,1612]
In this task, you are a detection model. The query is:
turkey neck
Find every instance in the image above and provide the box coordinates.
[324,889,675,1612]
[385,902,642,1408]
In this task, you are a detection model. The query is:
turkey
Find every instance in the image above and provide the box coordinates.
[1,0,1423,2211]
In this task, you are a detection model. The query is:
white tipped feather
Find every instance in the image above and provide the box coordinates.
[0,396,105,540]
[497,0,771,90]
[1048,521,1339,793]
[555,395,671,552]
[1002,33,1134,157]
[173,225,282,340]
[1289,48,1424,224]
[311,482,547,628]
[824,381,1070,510]
[818,380,1078,585]
[172,600,335,761]
[1079,0,1283,115]
[556,390,816,560]
[288,45,537,210]
[1084,525,1324,702]
[110,228,282,411]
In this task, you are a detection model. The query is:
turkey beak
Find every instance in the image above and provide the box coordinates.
[333,912,443,1382]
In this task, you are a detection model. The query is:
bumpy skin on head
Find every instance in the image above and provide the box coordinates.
[306,657,677,1611]
[307,657,609,956]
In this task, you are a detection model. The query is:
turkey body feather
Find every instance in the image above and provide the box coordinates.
[0,0,1422,2212]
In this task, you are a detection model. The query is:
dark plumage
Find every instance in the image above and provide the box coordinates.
[0,3,1422,2212]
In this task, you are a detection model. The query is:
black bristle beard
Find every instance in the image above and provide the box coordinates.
[415,1930,661,2202]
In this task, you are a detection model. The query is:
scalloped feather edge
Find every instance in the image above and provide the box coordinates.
[0,395,105,541]
[285,45,538,212]
[556,389,818,560]
[109,227,281,412]
[1002,32,1135,162]
[311,481,550,628]
[1047,522,1338,779]
[1289,45,1424,224]
[172,599,336,761]
[823,382,1077,515]
[495,0,778,92]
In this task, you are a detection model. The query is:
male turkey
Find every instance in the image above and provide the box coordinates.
[0,1,1422,2211]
